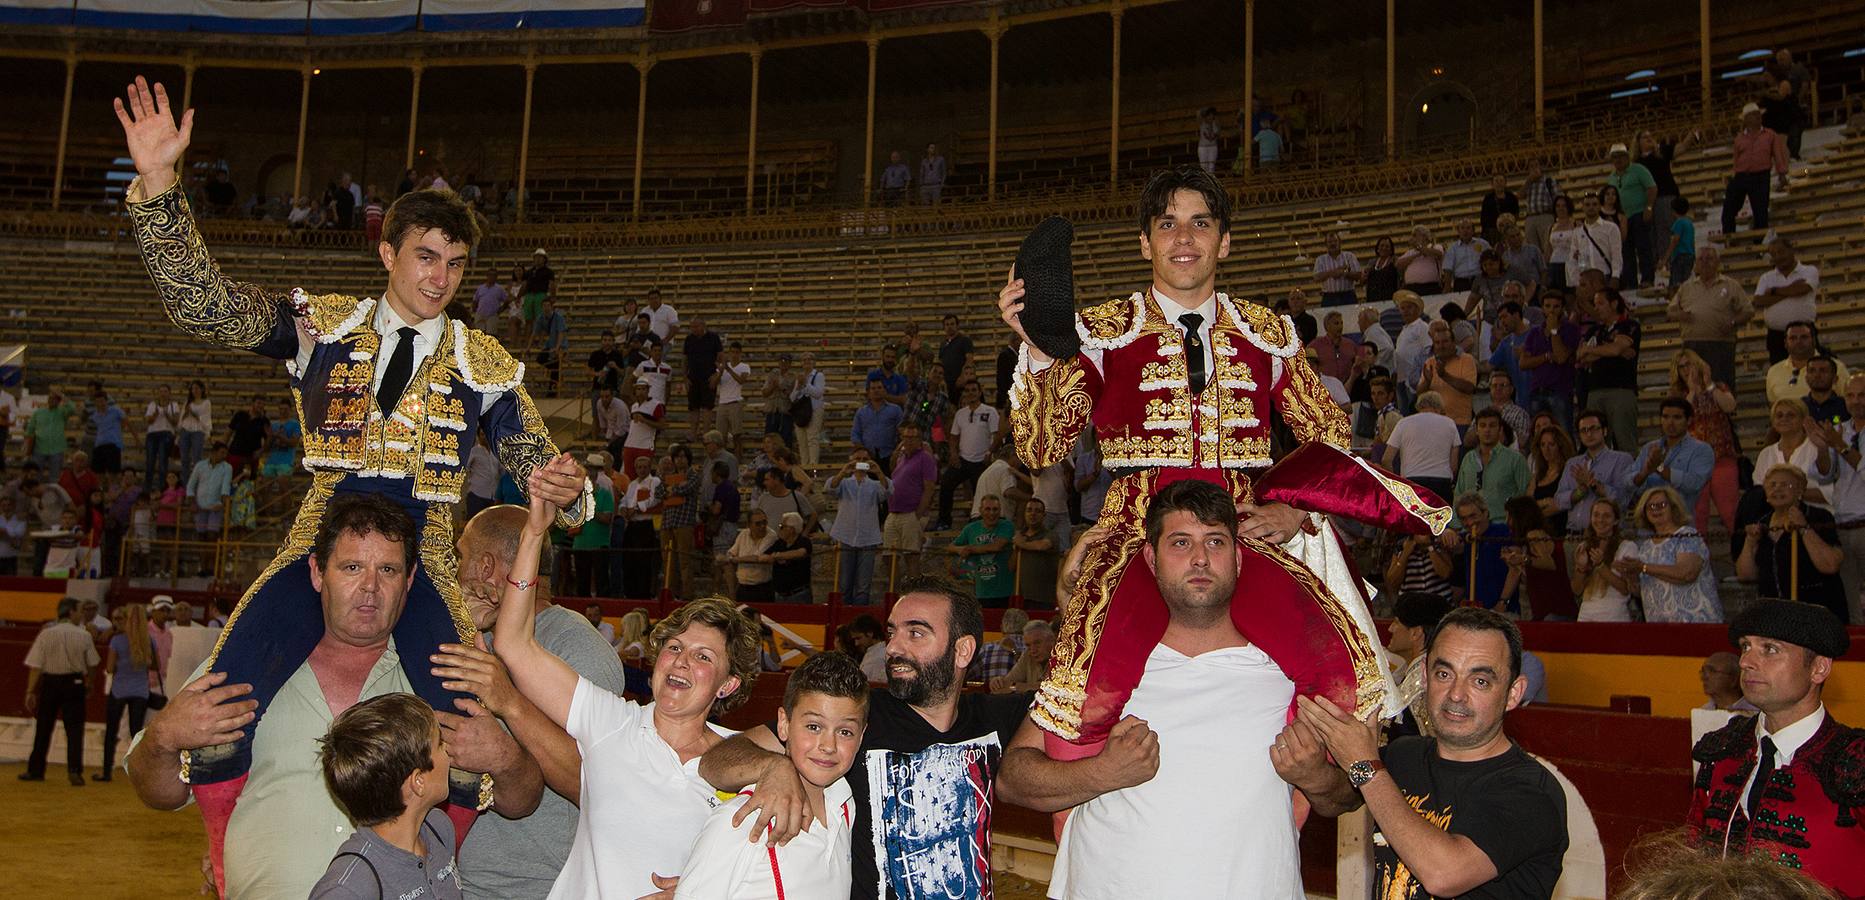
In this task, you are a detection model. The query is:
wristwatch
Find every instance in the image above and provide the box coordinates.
[1346,758,1386,789]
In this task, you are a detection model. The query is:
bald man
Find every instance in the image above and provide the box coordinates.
[434,505,630,900]
[1699,651,1757,713]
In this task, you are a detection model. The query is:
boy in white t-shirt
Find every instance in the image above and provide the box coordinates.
[675,652,867,900]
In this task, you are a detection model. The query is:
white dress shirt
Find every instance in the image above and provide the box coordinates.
[1739,705,1826,814]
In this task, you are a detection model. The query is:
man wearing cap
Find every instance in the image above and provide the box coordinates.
[1687,600,1863,897]
[1606,143,1658,289]
[519,249,556,345]
[1722,102,1790,239]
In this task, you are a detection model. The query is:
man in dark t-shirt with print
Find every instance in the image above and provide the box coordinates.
[697,575,1030,900]
[1297,606,1567,899]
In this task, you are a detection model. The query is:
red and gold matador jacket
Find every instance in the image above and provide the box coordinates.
[1011,290,1449,745]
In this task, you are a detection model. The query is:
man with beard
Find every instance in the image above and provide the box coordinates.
[1297,607,1568,899]
[997,479,1359,898]
[698,575,1030,900]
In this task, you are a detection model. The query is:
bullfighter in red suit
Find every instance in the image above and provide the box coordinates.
[1688,599,1864,898]
[997,167,1450,751]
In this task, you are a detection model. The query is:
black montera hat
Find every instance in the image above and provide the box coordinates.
[1728,599,1851,659]
[1014,216,1081,361]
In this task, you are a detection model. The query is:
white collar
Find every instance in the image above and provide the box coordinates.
[1154,290,1218,329]
[1758,704,1825,766]
[376,298,447,347]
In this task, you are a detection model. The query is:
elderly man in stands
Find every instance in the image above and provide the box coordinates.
[1666,248,1751,387]
[1419,320,1477,430]
[1441,220,1490,293]
[125,494,542,899]
[1311,230,1363,307]
[1382,391,1461,504]
[1721,101,1790,242]
[1698,651,1757,713]
[1557,409,1635,536]
[1631,398,1716,522]
[1765,323,1851,405]
[990,618,1054,694]
[1754,237,1820,365]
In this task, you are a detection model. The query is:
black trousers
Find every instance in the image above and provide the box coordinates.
[102,694,148,771]
[28,673,87,776]
[937,458,990,526]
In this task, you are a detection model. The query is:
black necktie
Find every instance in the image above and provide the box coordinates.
[1747,736,1778,817]
[377,326,420,414]
[1179,312,1206,395]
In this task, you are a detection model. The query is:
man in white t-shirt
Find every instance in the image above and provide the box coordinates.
[711,342,752,453]
[643,288,680,342]
[998,478,1359,899]
[1753,237,1820,364]
[1380,391,1461,504]
[631,342,673,404]
[622,382,663,477]
[935,381,1001,529]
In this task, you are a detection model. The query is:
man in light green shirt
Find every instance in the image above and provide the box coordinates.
[1454,408,1531,523]
[124,493,543,899]
[1606,142,1659,288]
[24,387,78,475]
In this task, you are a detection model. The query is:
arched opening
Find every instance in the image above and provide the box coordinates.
[1405,81,1478,154]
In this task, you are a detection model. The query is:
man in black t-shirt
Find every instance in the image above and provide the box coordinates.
[682,317,725,438]
[936,314,973,400]
[586,330,629,432]
[1575,289,1642,453]
[697,575,1030,900]
[225,396,271,474]
[1298,606,1567,900]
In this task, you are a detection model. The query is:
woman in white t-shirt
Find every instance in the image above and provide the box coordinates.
[1754,399,1838,507]
[1570,497,1636,621]
[177,379,212,478]
[492,467,762,900]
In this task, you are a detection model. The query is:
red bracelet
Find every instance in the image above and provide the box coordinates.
[507,577,537,591]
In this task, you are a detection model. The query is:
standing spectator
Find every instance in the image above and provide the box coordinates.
[642,288,679,342]
[759,353,799,451]
[532,297,569,388]
[361,192,385,244]
[631,340,673,404]
[953,494,1014,606]
[0,494,24,575]
[1666,247,1753,386]
[937,314,974,400]
[682,318,724,441]
[1669,351,1742,535]
[177,380,210,478]
[473,273,511,337]
[587,330,629,432]
[1455,408,1530,523]
[1478,175,1519,246]
[464,436,499,521]
[614,455,662,599]
[1418,321,1477,428]
[1440,220,1490,292]
[768,512,813,604]
[866,347,910,405]
[1722,102,1789,238]
[657,450,702,601]
[223,395,268,475]
[1631,398,1716,520]
[1571,498,1634,621]
[879,150,910,205]
[1637,129,1695,261]
[918,143,947,205]
[1619,486,1723,623]
[1766,49,1812,150]
[1252,113,1283,167]
[620,382,663,479]
[1759,77,1803,162]
[1282,288,1318,346]
[1498,225,1545,301]
[892,322,934,382]
[262,403,299,478]
[936,380,999,529]
[1356,305,1395,371]
[186,441,233,540]
[1754,238,1820,364]
[885,421,937,581]
[1664,205,1698,298]
[1071,431,1111,526]
[1829,375,1865,625]
[1606,142,1659,289]
[904,362,955,461]
[1311,231,1362,307]
[1011,499,1060,608]
[570,454,617,598]
[143,384,179,493]
[1500,496,1575,620]
[519,249,556,341]
[711,342,751,452]
[1519,291,1579,432]
[97,603,156,780]
[849,380,904,473]
[25,386,77,476]
[86,385,126,474]
[1442,494,1511,612]
[19,596,99,786]
[1568,192,1623,289]
[725,509,778,602]
[829,453,889,605]
[0,385,14,472]
[1308,310,1358,384]
[1766,323,1850,405]
[753,467,817,537]
[596,386,628,463]
[1521,159,1560,256]
[1195,107,1221,173]
[1546,195,1577,291]
[1576,289,1642,452]
[1397,227,1444,295]
[1391,291,1433,397]
[1557,409,1636,535]
[1381,391,1461,503]
[1486,302,1532,409]
[794,351,827,465]
[1385,528,1457,601]
[1364,236,1400,306]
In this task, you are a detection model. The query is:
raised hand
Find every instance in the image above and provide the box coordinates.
[111,75,192,197]
[996,264,1044,361]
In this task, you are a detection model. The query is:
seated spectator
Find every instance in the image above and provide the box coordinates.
[726,511,779,603]
[1695,652,1757,713]
[1392,291,1434,394]
[1454,408,1529,523]
[1500,496,1575,620]
[1668,349,1742,535]
[1737,466,1847,622]
[1755,400,1839,505]
[1630,398,1716,517]
[1618,486,1723,624]
[309,693,463,900]
[1382,391,1461,504]
[1384,529,1455,601]
[1557,409,1635,535]
[1571,498,1635,621]
[1799,355,1847,424]
[1356,305,1395,370]
[989,620,1053,694]
[1445,492,1510,610]
[973,608,1027,684]
[1363,376,1402,452]
[1765,322,1850,405]
[768,512,813,604]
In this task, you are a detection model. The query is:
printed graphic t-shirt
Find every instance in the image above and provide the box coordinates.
[1372,737,1568,900]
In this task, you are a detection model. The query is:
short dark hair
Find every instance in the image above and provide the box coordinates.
[1658,397,1695,418]
[1575,408,1608,435]
[312,492,420,572]
[1671,195,1691,214]
[1472,407,1503,425]
[1144,478,1237,547]
[320,693,436,827]
[381,189,481,251]
[783,651,870,715]
[1427,606,1524,682]
[1497,300,1524,318]
[847,614,885,640]
[1138,166,1231,237]
[1393,591,1454,631]
[896,573,984,655]
[1805,353,1837,373]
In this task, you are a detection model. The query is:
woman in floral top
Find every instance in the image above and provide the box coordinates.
[1668,350,1740,534]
